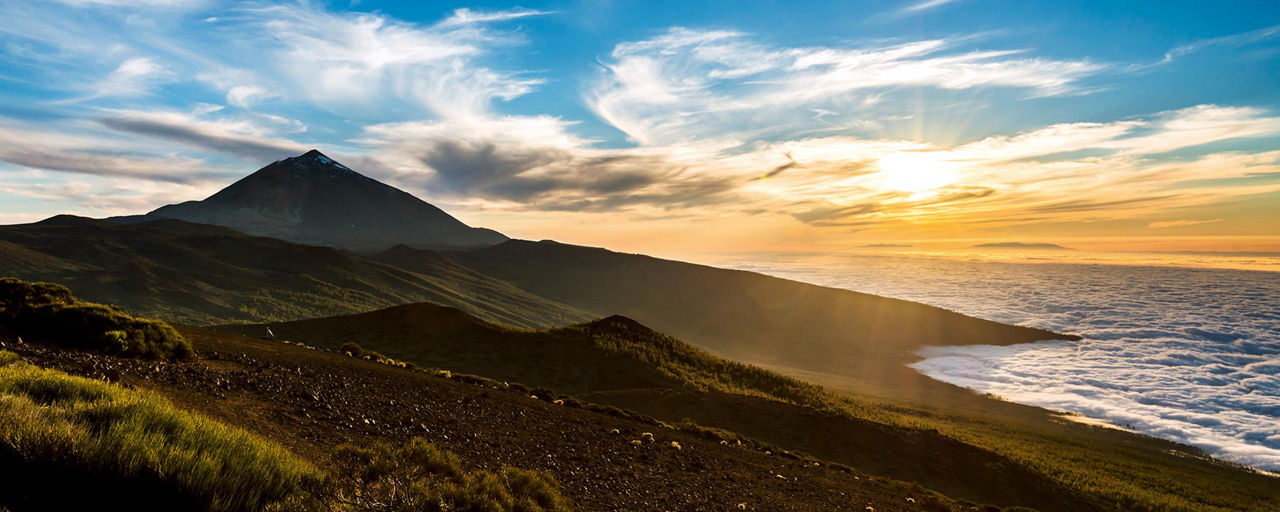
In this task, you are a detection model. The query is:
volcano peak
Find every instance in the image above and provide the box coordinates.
[136,150,506,251]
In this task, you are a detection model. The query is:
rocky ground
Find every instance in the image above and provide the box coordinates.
[1,327,970,512]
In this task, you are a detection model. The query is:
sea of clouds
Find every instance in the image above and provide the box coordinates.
[705,252,1280,471]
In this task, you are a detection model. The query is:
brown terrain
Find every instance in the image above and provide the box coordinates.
[0,328,971,512]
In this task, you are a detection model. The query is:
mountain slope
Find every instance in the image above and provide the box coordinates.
[127,150,505,251]
[440,240,1075,370]
[0,216,587,328]
[218,304,1280,512]
[219,304,1084,510]
[3,325,977,512]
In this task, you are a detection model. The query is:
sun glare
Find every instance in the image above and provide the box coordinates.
[877,151,959,192]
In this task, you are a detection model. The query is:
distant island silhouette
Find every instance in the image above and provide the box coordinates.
[973,242,1074,250]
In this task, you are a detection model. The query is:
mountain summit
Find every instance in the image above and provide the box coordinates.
[136,150,507,251]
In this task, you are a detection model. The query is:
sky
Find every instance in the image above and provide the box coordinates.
[1,0,1279,255]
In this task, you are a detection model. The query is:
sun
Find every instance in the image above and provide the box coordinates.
[877,151,959,192]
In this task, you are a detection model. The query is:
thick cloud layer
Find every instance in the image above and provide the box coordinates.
[710,252,1280,471]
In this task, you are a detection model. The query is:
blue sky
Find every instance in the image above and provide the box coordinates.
[1,0,1278,253]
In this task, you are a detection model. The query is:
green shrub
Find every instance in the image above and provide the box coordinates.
[276,438,571,512]
[0,350,16,368]
[0,362,318,511]
[0,277,192,360]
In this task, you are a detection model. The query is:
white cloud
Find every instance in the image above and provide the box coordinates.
[241,4,543,118]
[91,57,171,97]
[436,7,550,28]
[713,252,1280,471]
[1,0,1278,245]
[901,0,962,13]
[53,0,203,7]
[1162,23,1280,64]
[590,28,1104,145]
[882,261,1280,471]
[226,85,267,108]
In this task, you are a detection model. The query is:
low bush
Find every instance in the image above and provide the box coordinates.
[0,350,16,368]
[275,438,572,512]
[0,361,318,511]
[0,278,192,360]
[338,341,414,368]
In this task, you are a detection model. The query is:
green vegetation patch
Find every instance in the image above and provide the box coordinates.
[579,318,1280,512]
[0,277,192,360]
[0,350,17,368]
[0,361,319,511]
[273,437,572,512]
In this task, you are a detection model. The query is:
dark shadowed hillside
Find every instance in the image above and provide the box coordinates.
[0,216,587,327]
[220,304,1279,512]
[3,324,979,512]
[439,240,1075,371]
[122,150,506,252]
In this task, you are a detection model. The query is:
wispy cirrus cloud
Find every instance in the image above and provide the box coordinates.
[1149,219,1223,229]
[0,0,1276,252]
[234,4,548,117]
[873,0,966,22]
[89,57,173,98]
[589,27,1104,145]
[1161,23,1280,64]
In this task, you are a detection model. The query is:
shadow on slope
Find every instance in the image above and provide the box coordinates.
[0,216,588,328]
[220,304,1092,511]
[438,240,1076,372]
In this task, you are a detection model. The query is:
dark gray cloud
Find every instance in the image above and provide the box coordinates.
[408,137,741,212]
[792,186,995,226]
[100,114,304,164]
[758,152,797,179]
[0,144,225,184]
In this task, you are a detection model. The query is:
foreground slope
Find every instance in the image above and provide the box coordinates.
[0,216,587,328]
[2,328,971,512]
[126,150,506,251]
[222,304,1280,512]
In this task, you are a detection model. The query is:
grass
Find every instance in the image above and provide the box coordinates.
[576,318,1280,512]
[0,356,318,511]
[224,304,1280,511]
[0,349,577,512]
[273,438,571,512]
[0,277,192,360]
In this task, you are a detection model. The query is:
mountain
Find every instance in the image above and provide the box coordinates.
[438,240,1076,373]
[0,215,586,327]
[123,150,505,252]
[217,303,1280,512]
[0,213,1072,381]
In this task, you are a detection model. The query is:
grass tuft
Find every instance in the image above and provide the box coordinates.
[0,361,318,511]
[274,437,572,512]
